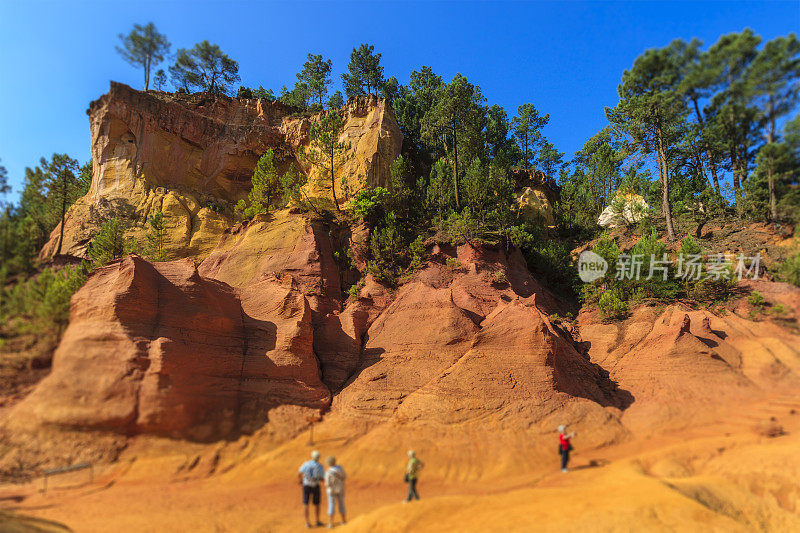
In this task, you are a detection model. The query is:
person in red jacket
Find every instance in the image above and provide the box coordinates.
[558,424,576,472]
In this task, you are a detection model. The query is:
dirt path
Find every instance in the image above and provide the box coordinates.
[1,391,798,532]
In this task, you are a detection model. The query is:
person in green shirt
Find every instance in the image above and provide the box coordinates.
[404,450,424,502]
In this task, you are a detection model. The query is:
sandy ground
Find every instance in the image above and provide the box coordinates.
[1,391,799,532]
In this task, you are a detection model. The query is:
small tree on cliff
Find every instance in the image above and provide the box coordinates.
[236,150,286,218]
[298,53,333,108]
[169,49,201,93]
[116,22,171,91]
[304,111,350,211]
[42,154,82,256]
[342,43,384,99]
[512,103,550,169]
[172,41,240,95]
[328,90,344,110]
[88,217,137,269]
[153,69,167,91]
[145,211,167,261]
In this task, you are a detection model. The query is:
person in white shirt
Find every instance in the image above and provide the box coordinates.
[324,456,347,528]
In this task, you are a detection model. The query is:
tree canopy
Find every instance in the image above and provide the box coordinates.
[116,22,170,91]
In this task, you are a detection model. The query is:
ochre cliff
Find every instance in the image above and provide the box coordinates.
[5,253,331,441]
[39,83,402,260]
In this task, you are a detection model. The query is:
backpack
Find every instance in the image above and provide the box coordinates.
[326,466,345,494]
[302,462,322,485]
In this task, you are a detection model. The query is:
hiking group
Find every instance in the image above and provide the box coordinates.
[297,426,573,528]
[297,449,425,529]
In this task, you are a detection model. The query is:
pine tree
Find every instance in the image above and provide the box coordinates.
[607,41,690,241]
[297,53,332,107]
[328,90,344,109]
[341,43,384,98]
[703,30,762,215]
[235,150,283,218]
[116,22,170,91]
[153,69,167,91]
[42,154,82,255]
[421,74,486,210]
[393,66,444,151]
[304,111,350,211]
[88,217,134,268]
[512,103,550,169]
[678,38,724,195]
[145,211,167,261]
[170,41,240,95]
[747,34,800,219]
[0,158,9,197]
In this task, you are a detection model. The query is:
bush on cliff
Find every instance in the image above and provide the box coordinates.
[88,217,138,268]
[598,288,628,319]
[0,266,86,336]
[236,150,307,219]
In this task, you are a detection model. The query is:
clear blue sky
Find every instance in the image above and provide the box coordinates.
[0,0,798,199]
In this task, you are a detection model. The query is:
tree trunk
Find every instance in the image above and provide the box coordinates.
[709,160,721,196]
[452,125,460,210]
[731,148,743,217]
[768,163,777,220]
[691,98,720,194]
[56,180,66,256]
[330,149,340,211]
[656,123,675,241]
[766,97,777,221]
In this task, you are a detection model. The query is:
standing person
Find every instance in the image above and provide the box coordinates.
[298,450,325,528]
[558,425,576,472]
[404,450,424,502]
[324,456,347,529]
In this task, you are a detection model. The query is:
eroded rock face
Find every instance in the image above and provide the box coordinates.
[40,83,402,261]
[5,256,330,440]
[577,300,800,431]
[333,244,628,433]
[597,192,649,228]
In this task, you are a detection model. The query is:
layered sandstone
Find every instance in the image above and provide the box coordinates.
[577,297,800,432]
[40,83,402,260]
[5,255,330,441]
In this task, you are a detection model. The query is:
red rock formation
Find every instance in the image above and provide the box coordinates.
[577,302,800,432]
[5,256,330,440]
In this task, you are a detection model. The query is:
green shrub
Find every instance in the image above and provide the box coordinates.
[88,217,137,269]
[747,291,766,309]
[346,277,365,301]
[0,266,87,334]
[441,208,480,245]
[236,151,307,219]
[679,234,702,257]
[409,235,426,270]
[780,251,800,288]
[366,213,407,283]
[445,257,461,270]
[689,275,736,303]
[492,270,508,284]
[599,289,628,319]
[348,187,389,222]
[770,304,788,317]
[145,211,167,261]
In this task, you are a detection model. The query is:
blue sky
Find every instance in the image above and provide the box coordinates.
[0,0,798,198]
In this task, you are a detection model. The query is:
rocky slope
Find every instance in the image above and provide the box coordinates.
[3,82,800,532]
[39,83,403,260]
